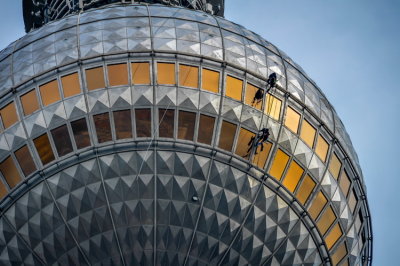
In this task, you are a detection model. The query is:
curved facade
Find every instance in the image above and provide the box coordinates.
[0,3,372,265]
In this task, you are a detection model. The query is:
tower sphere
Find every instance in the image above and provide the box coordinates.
[0,1,372,265]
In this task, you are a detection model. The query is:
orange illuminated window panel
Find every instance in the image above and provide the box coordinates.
[131,62,150,85]
[252,142,272,169]
[108,63,129,86]
[339,170,351,197]
[218,121,237,151]
[0,102,19,129]
[245,83,263,110]
[269,149,290,181]
[283,160,304,192]
[157,63,176,85]
[235,128,256,158]
[21,90,40,116]
[61,72,81,98]
[265,94,282,120]
[331,242,347,265]
[329,153,342,179]
[300,119,316,148]
[296,175,316,205]
[39,80,61,106]
[0,156,22,188]
[225,75,243,101]
[179,65,199,88]
[308,191,328,220]
[33,134,55,165]
[325,223,343,250]
[285,107,301,133]
[317,205,336,235]
[315,134,329,162]
[86,66,105,91]
[202,68,219,93]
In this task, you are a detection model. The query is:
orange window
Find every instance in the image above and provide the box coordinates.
[61,72,81,98]
[300,119,316,148]
[235,128,256,158]
[348,189,357,214]
[265,94,282,120]
[331,242,347,265]
[317,205,336,235]
[39,80,61,106]
[114,110,132,140]
[178,111,196,141]
[20,90,40,116]
[315,134,329,162]
[14,145,36,176]
[329,153,342,179]
[285,107,300,133]
[296,175,316,205]
[202,68,219,93]
[269,149,290,181]
[0,102,19,129]
[252,142,272,169]
[245,83,263,110]
[0,156,22,188]
[93,113,112,143]
[179,65,199,88]
[282,160,304,192]
[33,133,55,165]
[218,120,237,151]
[135,109,152,138]
[325,223,343,250]
[308,191,328,220]
[86,66,105,91]
[198,115,215,145]
[131,62,150,85]
[159,109,175,138]
[108,63,129,86]
[71,118,91,149]
[225,75,243,101]
[339,170,351,197]
[157,63,176,85]
[0,180,7,199]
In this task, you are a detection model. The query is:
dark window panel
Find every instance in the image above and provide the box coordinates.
[14,145,36,176]
[93,113,112,143]
[135,109,152,138]
[178,111,196,141]
[159,109,175,138]
[51,125,74,157]
[198,114,215,145]
[33,134,55,165]
[114,110,132,140]
[218,120,237,151]
[71,118,91,149]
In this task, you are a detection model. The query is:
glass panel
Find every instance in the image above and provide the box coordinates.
[179,65,198,88]
[71,118,91,149]
[235,128,256,158]
[178,111,196,140]
[0,156,22,188]
[0,180,7,199]
[159,109,175,138]
[296,175,316,205]
[135,109,152,138]
[0,102,19,129]
[218,121,237,151]
[93,113,112,143]
[265,94,282,120]
[245,83,263,110]
[339,170,351,197]
[86,66,105,91]
[331,242,347,265]
[315,134,329,162]
[308,191,328,220]
[285,107,300,133]
[39,80,61,106]
[283,160,304,192]
[252,142,272,169]
[131,62,150,85]
[317,205,336,235]
[14,145,36,176]
[348,189,357,214]
[329,153,342,179]
[21,90,39,116]
[269,149,289,181]
[325,223,342,250]
[341,259,350,266]
[300,119,316,148]
[114,110,132,140]
[61,72,81,98]
[202,68,219,93]
[51,125,74,157]
[157,63,175,85]
[33,133,55,165]
[108,63,129,86]
[198,115,215,145]
[354,211,362,234]
[225,75,243,101]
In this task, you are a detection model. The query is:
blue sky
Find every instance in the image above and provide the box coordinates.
[1,0,399,264]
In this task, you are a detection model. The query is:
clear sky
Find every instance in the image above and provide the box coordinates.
[1,0,399,264]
